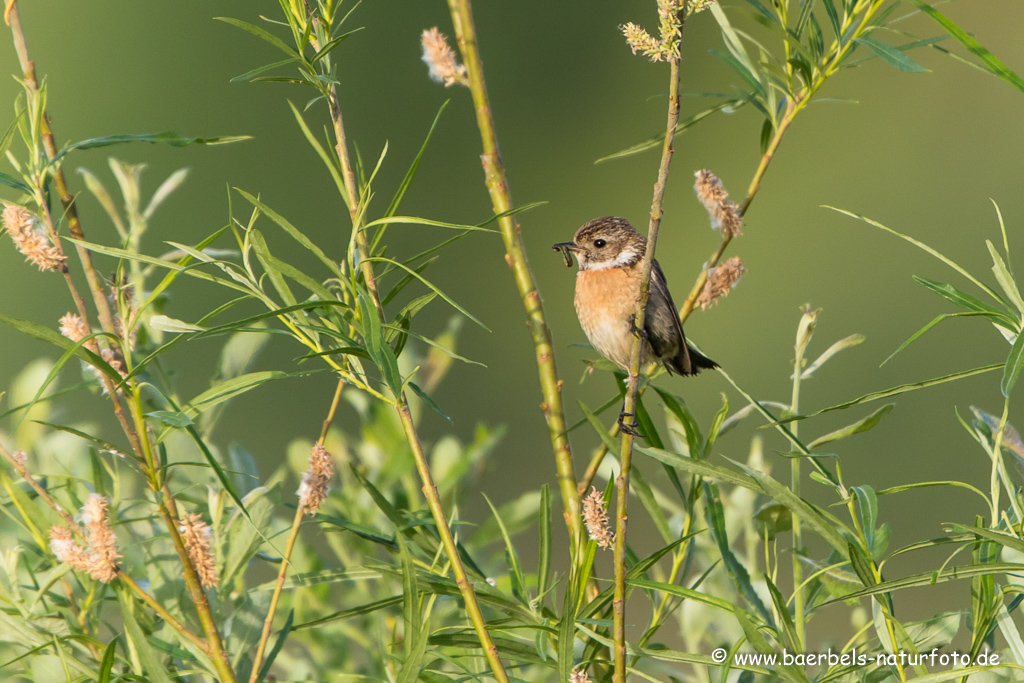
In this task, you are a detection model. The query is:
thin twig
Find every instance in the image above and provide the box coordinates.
[446,0,582,543]
[613,48,685,683]
[249,378,346,683]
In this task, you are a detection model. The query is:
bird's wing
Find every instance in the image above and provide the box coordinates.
[646,259,692,374]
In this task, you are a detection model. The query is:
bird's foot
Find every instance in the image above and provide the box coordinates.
[617,411,642,438]
[629,314,648,340]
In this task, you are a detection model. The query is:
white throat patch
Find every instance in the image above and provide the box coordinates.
[584,247,640,271]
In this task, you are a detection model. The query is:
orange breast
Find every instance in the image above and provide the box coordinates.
[574,268,646,370]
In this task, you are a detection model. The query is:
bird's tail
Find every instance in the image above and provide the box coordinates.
[666,343,719,376]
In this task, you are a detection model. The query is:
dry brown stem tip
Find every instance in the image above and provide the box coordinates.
[697,256,746,310]
[179,513,219,589]
[3,203,66,272]
[297,443,334,515]
[421,27,468,88]
[582,486,614,549]
[694,169,742,237]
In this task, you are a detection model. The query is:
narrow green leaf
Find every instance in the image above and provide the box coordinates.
[781,364,1004,424]
[732,459,850,554]
[1002,332,1024,398]
[358,292,401,395]
[97,637,117,683]
[765,575,801,651]
[822,563,1024,605]
[230,57,300,83]
[293,596,403,630]
[987,240,1024,315]
[383,102,448,223]
[703,480,773,624]
[882,311,995,366]
[483,494,527,604]
[827,207,1011,311]
[146,410,193,428]
[366,257,489,331]
[537,484,552,606]
[51,132,249,166]
[914,276,1015,325]
[236,189,344,279]
[807,404,894,449]
[907,0,1024,94]
[116,588,175,683]
[408,382,451,424]
[310,28,363,63]
[854,37,929,72]
[215,17,299,57]
[0,315,122,384]
[0,170,30,193]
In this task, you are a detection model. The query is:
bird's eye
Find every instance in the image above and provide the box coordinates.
[594,239,606,248]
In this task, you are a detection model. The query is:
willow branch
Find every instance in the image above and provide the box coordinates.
[249,377,346,683]
[446,0,582,543]
[613,51,685,683]
[303,10,509,679]
[8,2,119,339]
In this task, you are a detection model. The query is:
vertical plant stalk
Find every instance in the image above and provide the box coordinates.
[248,378,346,683]
[614,53,685,683]
[8,2,119,339]
[446,0,582,541]
[306,14,510,680]
[396,402,511,683]
[789,315,807,650]
[6,7,237,680]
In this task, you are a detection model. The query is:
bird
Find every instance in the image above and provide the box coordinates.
[553,216,717,435]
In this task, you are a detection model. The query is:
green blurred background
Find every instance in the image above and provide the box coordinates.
[2,0,1024,635]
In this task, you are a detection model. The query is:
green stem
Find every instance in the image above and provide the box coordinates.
[446,0,582,542]
[397,401,511,683]
[614,51,684,683]
[248,378,346,683]
[790,325,806,650]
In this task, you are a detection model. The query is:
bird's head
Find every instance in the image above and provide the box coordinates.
[552,216,647,271]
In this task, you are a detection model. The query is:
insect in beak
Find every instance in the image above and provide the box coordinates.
[552,242,581,268]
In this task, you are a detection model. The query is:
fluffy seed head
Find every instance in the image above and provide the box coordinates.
[694,170,743,237]
[570,668,593,683]
[697,257,746,310]
[80,494,119,582]
[12,450,27,467]
[297,444,334,515]
[421,28,468,87]
[582,487,614,550]
[179,513,218,589]
[50,526,91,570]
[52,494,120,582]
[59,313,90,343]
[3,203,66,272]
[622,0,686,62]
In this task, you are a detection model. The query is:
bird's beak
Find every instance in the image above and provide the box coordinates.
[552,242,581,268]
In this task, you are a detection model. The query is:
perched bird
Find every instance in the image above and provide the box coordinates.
[553,216,717,434]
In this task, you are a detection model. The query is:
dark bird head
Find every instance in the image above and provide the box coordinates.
[552,216,646,271]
